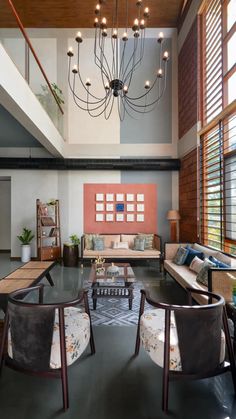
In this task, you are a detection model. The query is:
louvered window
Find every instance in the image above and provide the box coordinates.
[200,111,236,254]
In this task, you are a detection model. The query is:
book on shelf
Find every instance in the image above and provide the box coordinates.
[41,217,55,226]
[49,227,58,237]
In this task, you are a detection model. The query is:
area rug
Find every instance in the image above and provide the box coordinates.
[83,278,145,326]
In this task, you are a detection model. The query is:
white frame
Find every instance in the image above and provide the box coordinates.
[116,213,124,222]
[137,214,144,222]
[96,203,104,211]
[137,204,144,212]
[126,194,134,201]
[127,214,134,222]
[96,213,104,222]
[127,204,134,212]
[106,203,114,211]
[106,193,114,202]
[137,194,144,202]
[106,213,114,222]
[96,193,104,201]
[116,193,124,201]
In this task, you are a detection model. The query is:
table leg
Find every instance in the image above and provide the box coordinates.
[46,272,54,286]
[93,298,97,310]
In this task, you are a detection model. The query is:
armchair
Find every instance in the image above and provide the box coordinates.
[0,284,95,411]
[135,288,236,412]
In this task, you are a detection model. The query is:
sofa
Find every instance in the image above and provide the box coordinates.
[164,242,236,304]
[81,233,161,268]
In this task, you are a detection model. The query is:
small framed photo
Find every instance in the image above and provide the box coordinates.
[116,203,124,212]
[127,204,134,212]
[106,213,114,222]
[126,194,134,201]
[96,193,104,201]
[96,213,104,222]
[106,193,114,202]
[116,193,124,201]
[116,214,124,222]
[127,214,134,222]
[106,203,114,211]
[96,203,104,211]
[137,194,144,202]
[137,204,144,212]
[137,214,144,222]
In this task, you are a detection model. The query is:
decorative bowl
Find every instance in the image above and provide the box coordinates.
[107,264,119,276]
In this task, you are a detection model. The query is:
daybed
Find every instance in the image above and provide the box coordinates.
[164,242,236,304]
[81,233,161,269]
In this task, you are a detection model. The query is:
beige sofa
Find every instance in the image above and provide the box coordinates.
[164,242,236,304]
[81,233,161,268]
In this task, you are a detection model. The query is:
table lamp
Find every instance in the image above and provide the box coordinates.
[166,210,181,242]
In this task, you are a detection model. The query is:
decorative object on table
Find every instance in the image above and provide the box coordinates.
[94,256,105,274]
[63,234,80,267]
[67,1,169,120]
[106,262,120,277]
[166,209,181,242]
[17,227,35,263]
[36,199,61,261]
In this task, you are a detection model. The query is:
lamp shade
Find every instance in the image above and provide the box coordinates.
[166,210,180,221]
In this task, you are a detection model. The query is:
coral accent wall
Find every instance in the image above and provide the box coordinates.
[84,184,157,234]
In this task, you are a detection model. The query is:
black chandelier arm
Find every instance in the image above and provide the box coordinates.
[97,28,113,81]
[104,93,115,120]
[124,95,158,114]
[69,71,108,107]
[120,35,139,85]
[117,95,125,121]
[121,95,140,120]
[86,91,114,118]
[123,31,145,86]
[125,73,159,101]
[125,74,167,109]
[94,28,112,81]
[118,39,127,81]
[99,37,113,87]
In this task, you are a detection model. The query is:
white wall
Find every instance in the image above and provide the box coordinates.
[0,179,11,249]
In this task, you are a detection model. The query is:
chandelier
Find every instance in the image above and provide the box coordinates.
[67,0,170,120]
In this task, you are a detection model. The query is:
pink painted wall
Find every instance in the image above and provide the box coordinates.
[84,184,157,234]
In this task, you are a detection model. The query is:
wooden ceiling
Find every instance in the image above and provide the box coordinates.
[0,0,185,28]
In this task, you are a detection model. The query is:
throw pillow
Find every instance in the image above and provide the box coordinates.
[84,234,99,250]
[134,237,145,251]
[215,251,232,267]
[137,233,154,250]
[196,258,216,287]
[189,256,205,273]
[185,245,205,266]
[173,246,189,265]
[209,255,230,268]
[112,241,129,250]
[93,236,105,251]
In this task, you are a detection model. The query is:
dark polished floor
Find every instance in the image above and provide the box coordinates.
[0,254,235,419]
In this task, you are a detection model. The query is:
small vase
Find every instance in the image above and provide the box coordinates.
[21,245,31,263]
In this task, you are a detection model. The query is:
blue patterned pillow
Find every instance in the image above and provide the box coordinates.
[209,255,230,268]
[134,237,145,251]
[93,236,105,251]
[185,245,205,266]
[173,246,189,265]
[196,259,216,286]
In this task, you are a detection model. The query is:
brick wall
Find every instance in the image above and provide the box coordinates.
[178,18,198,139]
[179,148,198,242]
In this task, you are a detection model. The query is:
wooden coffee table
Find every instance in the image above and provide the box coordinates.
[89,263,135,310]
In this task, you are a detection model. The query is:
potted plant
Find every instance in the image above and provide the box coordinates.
[17,227,34,263]
[63,234,80,267]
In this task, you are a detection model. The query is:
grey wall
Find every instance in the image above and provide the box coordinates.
[121,171,172,243]
[0,178,11,249]
[120,38,172,144]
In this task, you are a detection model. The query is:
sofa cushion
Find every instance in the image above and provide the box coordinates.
[93,236,105,251]
[103,235,121,248]
[215,252,233,267]
[185,245,205,266]
[112,241,129,250]
[137,233,154,250]
[192,243,218,258]
[173,246,189,265]
[83,248,160,259]
[121,234,136,249]
[189,256,205,273]
[134,237,145,251]
[196,259,216,287]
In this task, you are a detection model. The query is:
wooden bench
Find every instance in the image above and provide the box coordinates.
[0,261,56,312]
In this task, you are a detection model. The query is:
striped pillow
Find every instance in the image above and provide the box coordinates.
[93,237,105,251]
[137,233,154,250]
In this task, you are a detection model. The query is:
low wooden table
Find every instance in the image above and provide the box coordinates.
[89,263,135,310]
[0,261,56,312]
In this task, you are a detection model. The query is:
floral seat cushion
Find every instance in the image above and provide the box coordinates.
[8,307,90,370]
[140,309,225,371]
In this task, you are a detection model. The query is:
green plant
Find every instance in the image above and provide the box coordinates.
[17,228,34,245]
[47,199,57,206]
[36,83,64,108]
[69,234,80,246]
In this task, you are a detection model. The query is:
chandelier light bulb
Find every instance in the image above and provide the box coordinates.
[163,51,169,61]
[94,17,99,27]
[144,7,149,17]
[158,32,164,43]
[67,46,74,56]
[133,18,139,31]
[112,29,118,39]
[145,80,150,89]
[105,82,110,90]
[72,64,78,74]
[136,0,142,6]
[86,78,91,86]
[123,85,128,94]
[140,19,145,29]
[122,32,128,41]
[134,30,140,38]
[102,28,107,37]
[158,68,163,78]
[75,31,83,43]
[95,4,100,14]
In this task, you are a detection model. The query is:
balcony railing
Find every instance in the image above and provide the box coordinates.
[0,0,64,136]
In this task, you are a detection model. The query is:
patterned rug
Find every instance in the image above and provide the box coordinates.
[83,277,144,326]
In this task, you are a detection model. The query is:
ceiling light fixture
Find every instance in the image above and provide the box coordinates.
[67,0,170,120]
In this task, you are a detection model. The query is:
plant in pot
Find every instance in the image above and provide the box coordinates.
[17,227,34,263]
[63,234,80,267]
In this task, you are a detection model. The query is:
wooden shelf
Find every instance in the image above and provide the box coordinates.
[37,199,61,261]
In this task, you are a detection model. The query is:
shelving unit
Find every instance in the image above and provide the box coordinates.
[36,199,61,261]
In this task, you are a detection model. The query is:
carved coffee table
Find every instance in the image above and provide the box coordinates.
[89,263,135,310]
